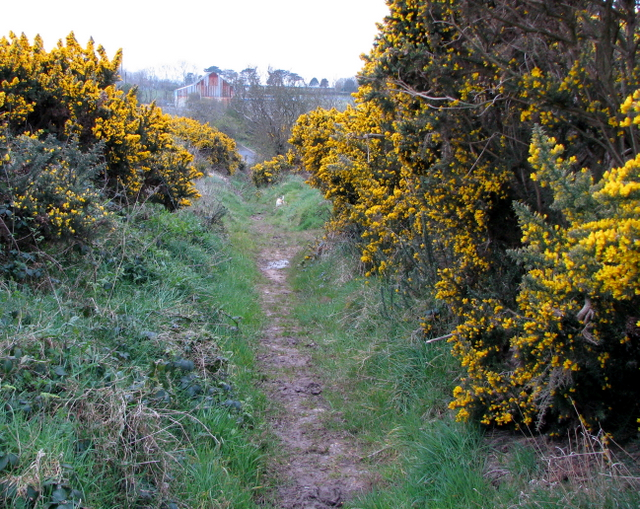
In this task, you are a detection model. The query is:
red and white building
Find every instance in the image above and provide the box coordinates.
[174,71,233,107]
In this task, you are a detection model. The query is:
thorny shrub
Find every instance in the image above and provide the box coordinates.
[0,31,244,278]
[250,152,296,187]
[170,116,243,175]
[0,31,204,210]
[290,0,640,435]
[0,132,110,243]
[449,123,640,433]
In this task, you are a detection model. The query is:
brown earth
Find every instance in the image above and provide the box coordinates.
[251,214,373,509]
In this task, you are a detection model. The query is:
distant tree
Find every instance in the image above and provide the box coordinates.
[266,69,288,86]
[309,77,319,87]
[342,78,357,92]
[229,68,321,158]
[184,72,197,85]
[121,67,181,105]
[175,60,200,84]
[220,69,238,82]
[319,78,329,88]
[287,73,305,86]
[204,65,222,74]
[239,67,262,87]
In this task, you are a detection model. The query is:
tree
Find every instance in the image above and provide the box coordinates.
[319,78,329,88]
[334,77,357,93]
[229,68,321,158]
[309,77,319,87]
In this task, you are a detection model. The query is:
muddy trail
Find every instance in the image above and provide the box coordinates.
[251,214,373,509]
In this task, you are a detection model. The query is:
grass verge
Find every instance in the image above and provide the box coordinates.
[0,173,268,508]
[288,228,640,509]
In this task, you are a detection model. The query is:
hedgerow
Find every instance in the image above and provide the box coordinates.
[289,0,640,435]
[449,123,640,433]
[0,32,208,249]
[0,132,109,243]
[0,32,246,276]
[250,152,296,187]
[170,116,243,175]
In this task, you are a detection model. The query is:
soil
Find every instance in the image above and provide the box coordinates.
[251,214,373,509]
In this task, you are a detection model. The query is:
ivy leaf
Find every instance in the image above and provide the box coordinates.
[50,487,68,503]
[173,359,194,372]
[0,452,19,472]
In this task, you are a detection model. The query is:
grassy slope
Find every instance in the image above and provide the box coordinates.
[2,171,638,508]
[0,174,268,508]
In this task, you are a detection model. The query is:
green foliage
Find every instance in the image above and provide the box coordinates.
[0,32,203,211]
[250,153,296,187]
[0,132,110,247]
[287,230,639,509]
[170,116,243,175]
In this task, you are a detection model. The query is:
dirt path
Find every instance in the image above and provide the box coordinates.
[251,214,372,509]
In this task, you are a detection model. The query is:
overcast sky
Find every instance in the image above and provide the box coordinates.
[2,0,390,83]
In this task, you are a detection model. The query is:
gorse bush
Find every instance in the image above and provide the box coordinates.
[91,88,202,209]
[289,0,640,435]
[450,123,640,432]
[0,31,214,212]
[0,31,243,276]
[170,116,243,175]
[250,152,296,187]
[0,132,109,243]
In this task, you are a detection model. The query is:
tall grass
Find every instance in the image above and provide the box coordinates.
[285,215,640,509]
[252,174,331,231]
[6,169,634,508]
[0,173,268,508]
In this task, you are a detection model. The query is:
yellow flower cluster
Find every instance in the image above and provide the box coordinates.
[250,152,296,187]
[290,0,640,433]
[93,94,202,208]
[170,116,242,175]
[450,119,640,431]
[0,32,120,137]
[1,133,110,242]
[0,32,204,212]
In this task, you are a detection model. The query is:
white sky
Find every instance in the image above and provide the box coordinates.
[2,0,390,84]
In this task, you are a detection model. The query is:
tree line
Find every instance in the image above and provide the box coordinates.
[181,66,358,161]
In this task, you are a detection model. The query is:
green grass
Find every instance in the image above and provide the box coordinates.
[2,170,638,508]
[0,172,269,508]
[285,219,640,509]
[252,174,331,231]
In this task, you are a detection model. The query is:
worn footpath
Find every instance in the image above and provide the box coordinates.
[251,213,372,509]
